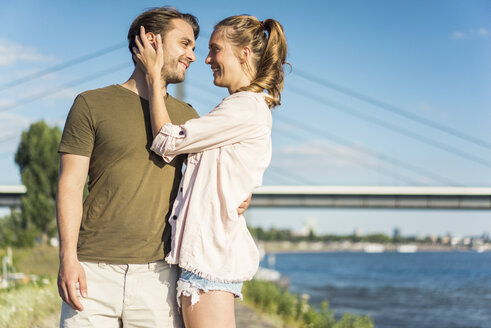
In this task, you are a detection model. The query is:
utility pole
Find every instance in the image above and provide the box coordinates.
[1,247,12,288]
[176,82,185,101]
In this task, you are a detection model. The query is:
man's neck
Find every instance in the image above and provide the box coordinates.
[120,68,167,100]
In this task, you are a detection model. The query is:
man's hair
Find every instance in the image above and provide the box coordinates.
[128,6,199,64]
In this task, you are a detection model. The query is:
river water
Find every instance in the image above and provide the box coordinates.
[261,251,491,328]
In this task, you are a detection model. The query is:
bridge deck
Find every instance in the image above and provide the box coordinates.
[1,185,491,209]
[251,186,491,209]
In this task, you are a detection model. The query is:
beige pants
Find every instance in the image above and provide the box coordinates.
[60,260,182,328]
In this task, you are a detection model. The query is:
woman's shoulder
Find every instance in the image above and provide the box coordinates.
[228,90,266,100]
[223,91,269,109]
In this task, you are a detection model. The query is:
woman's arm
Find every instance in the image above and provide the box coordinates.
[133,26,171,137]
[133,29,270,161]
[150,93,270,162]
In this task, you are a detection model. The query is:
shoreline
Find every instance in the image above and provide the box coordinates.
[259,241,487,254]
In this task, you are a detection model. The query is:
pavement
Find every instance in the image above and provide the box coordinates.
[235,301,278,328]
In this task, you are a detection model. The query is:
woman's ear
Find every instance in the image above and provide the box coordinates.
[241,46,252,63]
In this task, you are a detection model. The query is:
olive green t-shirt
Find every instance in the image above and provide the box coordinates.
[58,84,199,263]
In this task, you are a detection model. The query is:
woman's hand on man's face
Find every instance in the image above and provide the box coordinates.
[132,25,164,81]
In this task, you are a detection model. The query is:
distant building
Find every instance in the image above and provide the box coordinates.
[429,234,438,244]
[450,236,462,246]
[393,227,401,240]
[294,217,318,237]
[441,233,452,245]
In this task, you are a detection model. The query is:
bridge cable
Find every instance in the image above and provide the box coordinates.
[0,42,126,93]
[293,68,491,150]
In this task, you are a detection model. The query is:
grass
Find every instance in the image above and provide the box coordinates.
[0,244,59,276]
[0,278,60,328]
[0,245,60,328]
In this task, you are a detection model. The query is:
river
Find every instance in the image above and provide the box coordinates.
[261,251,491,328]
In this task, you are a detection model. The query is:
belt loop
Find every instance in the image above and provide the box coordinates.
[148,262,151,270]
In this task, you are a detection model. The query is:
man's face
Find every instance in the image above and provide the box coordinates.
[161,19,196,84]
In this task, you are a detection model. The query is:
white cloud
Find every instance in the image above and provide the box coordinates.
[50,87,78,101]
[416,102,448,119]
[0,112,31,134]
[0,85,78,113]
[451,27,489,40]
[272,121,379,170]
[267,138,435,186]
[452,31,466,39]
[0,38,55,66]
[0,113,31,154]
[478,28,488,36]
[273,139,378,169]
[0,99,15,108]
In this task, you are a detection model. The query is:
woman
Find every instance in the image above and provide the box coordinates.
[134,15,287,328]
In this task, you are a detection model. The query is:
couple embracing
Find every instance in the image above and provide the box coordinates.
[57,6,287,328]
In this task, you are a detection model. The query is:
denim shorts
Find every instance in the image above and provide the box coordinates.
[176,268,243,306]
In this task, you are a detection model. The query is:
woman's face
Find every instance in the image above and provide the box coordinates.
[205,31,251,94]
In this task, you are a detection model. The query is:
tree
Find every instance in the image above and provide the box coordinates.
[307,228,316,241]
[0,210,37,247]
[15,121,61,244]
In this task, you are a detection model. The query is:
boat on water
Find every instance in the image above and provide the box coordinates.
[255,242,288,285]
[363,243,385,253]
[254,266,281,281]
[472,245,490,253]
[396,244,418,253]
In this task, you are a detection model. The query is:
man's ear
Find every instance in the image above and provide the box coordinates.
[146,32,158,50]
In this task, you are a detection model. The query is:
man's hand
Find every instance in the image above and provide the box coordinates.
[57,258,87,311]
[237,194,252,216]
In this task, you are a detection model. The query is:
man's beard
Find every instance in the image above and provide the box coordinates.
[162,59,186,84]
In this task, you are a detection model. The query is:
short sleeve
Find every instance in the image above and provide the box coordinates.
[58,94,95,157]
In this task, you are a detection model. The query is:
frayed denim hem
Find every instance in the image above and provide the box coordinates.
[176,269,243,307]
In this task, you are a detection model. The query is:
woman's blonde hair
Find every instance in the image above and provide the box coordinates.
[214,15,288,108]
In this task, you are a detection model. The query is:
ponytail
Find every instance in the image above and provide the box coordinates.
[214,16,288,108]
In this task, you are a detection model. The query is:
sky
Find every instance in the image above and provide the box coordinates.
[0,0,490,237]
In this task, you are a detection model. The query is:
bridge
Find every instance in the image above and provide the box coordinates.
[251,186,491,209]
[2,185,491,209]
[0,185,26,208]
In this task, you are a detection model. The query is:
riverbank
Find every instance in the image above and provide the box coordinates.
[260,240,483,253]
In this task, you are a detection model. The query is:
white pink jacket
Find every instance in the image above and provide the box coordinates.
[150,91,272,282]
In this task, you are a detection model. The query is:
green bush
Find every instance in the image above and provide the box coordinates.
[333,313,374,328]
[243,280,373,328]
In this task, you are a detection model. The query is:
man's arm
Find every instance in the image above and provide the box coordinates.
[56,153,90,311]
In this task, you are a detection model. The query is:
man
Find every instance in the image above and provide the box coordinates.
[56,7,249,327]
